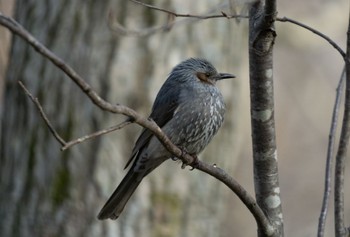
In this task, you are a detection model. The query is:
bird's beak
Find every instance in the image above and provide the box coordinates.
[217,73,236,80]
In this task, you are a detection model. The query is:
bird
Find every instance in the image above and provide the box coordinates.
[97,58,235,220]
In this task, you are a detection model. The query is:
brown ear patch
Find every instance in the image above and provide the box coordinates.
[196,72,213,85]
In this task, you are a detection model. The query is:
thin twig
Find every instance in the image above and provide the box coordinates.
[17,81,67,146]
[129,0,246,20]
[127,1,345,61]
[61,120,133,150]
[110,0,247,37]
[108,10,176,37]
[276,16,346,59]
[0,12,273,234]
[317,67,346,237]
[19,80,133,150]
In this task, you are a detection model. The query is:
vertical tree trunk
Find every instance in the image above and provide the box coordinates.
[249,1,283,236]
[0,1,242,236]
[0,1,123,236]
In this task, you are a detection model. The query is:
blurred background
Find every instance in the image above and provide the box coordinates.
[0,0,349,236]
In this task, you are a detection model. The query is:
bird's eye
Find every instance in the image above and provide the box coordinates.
[205,72,211,77]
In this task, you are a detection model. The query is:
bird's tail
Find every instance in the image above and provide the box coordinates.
[97,169,142,220]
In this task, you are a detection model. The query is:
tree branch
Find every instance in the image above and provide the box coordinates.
[18,80,134,150]
[276,16,346,59]
[129,0,246,20]
[61,119,133,150]
[334,11,350,237]
[108,9,177,37]
[0,11,273,235]
[317,67,346,237]
[17,81,67,146]
[126,1,344,61]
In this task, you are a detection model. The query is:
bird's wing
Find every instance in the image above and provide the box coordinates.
[124,80,181,169]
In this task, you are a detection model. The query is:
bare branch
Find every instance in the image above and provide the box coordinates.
[109,0,247,37]
[19,80,133,150]
[196,162,274,236]
[17,81,67,146]
[0,12,273,234]
[129,0,244,20]
[108,10,176,37]
[334,12,350,236]
[127,1,345,61]
[61,119,133,151]
[318,67,346,237]
[125,1,344,64]
[276,16,346,59]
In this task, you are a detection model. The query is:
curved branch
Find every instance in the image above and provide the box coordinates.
[197,162,274,236]
[317,67,346,237]
[0,12,274,235]
[276,16,346,59]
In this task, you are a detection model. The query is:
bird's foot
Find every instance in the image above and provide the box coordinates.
[177,147,198,170]
[182,154,199,170]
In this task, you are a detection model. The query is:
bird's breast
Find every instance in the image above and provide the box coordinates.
[169,88,225,155]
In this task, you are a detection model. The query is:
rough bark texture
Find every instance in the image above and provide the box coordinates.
[249,1,283,236]
[0,1,242,236]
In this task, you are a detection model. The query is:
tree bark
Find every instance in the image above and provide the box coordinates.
[249,1,283,236]
[0,1,242,236]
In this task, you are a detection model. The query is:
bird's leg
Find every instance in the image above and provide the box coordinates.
[177,146,189,169]
[176,147,198,170]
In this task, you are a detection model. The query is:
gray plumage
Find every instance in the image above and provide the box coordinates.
[97,58,235,220]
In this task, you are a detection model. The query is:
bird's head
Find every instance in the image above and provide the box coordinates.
[171,58,235,85]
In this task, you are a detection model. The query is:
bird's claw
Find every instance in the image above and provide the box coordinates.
[181,157,198,170]
[178,147,198,170]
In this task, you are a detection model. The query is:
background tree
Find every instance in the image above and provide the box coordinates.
[0,0,349,237]
[0,0,242,237]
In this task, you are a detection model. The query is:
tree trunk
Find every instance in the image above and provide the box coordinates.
[249,1,283,236]
[0,1,243,237]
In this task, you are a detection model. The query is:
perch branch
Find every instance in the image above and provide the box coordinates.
[0,12,274,236]
[317,67,346,237]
